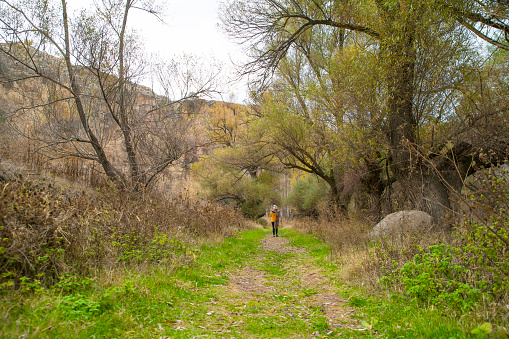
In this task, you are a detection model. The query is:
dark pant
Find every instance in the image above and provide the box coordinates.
[272,222,278,236]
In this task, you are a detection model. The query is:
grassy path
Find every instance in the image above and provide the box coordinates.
[1,228,476,338]
[2,228,361,338]
[189,231,362,338]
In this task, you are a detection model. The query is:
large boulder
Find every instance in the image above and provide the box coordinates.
[370,210,434,238]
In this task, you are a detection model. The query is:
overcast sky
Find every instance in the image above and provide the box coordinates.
[68,0,249,102]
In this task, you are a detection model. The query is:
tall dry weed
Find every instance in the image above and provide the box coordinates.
[0,176,250,288]
[291,204,452,290]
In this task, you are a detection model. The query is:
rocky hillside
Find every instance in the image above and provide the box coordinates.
[0,45,249,192]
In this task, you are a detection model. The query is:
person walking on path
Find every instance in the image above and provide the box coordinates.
[270,205,281,237]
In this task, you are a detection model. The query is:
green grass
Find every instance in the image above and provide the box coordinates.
[0,229,266,338]
[341,296,474,338]
[0,228,489,338]
[286,229,333,262]
[324,285,491,338]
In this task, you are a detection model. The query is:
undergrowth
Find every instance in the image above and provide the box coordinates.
[0,176,250,288]
[292,165,509,332]
[0,229,263,338]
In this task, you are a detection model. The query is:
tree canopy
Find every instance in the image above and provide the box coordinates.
[215,0,509,221]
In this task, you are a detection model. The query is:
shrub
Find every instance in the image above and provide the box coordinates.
[0,176,250,288]
[379,244,485,312]
[457,167,509,302]
[239,199,266,219]
[256,217,268,228]
[291,164,509,323]
[376,165,509,320]
[286,175,329,216]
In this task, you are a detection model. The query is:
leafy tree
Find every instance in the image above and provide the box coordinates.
[221,0,509,222]
[286,173,329,216]
[191,97,286,217]
[192,147,281,218]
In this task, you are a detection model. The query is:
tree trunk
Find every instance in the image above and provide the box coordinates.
[395,171,452,225]
[381,18,455,226]
[385,34,417,180]
[61,0,124,188]
[362,158,385,221]
[118,0,140,188]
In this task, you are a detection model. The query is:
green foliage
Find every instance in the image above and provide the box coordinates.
[53,274,96,294]
[256,217,268,228]
[19,275,45,293]
[349,292,475,338]
[0,227,488,337]
[56,295,106,320]
[378,167,509,317]
[458,168,509,301]
[193,150,281,219]
[110,228,187,264]
[0,229,263,337]
[239,199,265,219]
[471,322,492,336]
[379,244,484,312]
[287,174,329,215]
[0,177,249,288]
[349,295,369,307]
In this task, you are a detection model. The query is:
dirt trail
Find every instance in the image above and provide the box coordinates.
[205,233,363,337]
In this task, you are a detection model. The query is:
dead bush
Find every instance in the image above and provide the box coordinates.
[0,176,250,288]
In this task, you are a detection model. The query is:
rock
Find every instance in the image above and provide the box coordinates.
[370,210,434,238]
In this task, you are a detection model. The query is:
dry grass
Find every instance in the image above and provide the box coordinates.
[0,175,251,288]
[292,170,509,324]
[0,131,252,289]
[292,207,453,291]
[290,209,377,287]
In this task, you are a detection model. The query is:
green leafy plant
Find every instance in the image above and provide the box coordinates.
[374,165,509,322]
[379,244,485,311]
[286,174,329,216]
[57,295,105,320]
[0,177,249,288]
[471,322,492,336]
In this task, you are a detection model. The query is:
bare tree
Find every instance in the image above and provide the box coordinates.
[0,0,219,189]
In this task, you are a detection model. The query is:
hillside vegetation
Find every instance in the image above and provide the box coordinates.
[0,172,249,287]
